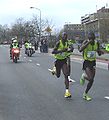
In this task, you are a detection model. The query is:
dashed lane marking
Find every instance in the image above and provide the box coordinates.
[104,96,109,100]
[36,63,40,66]
[29,60,32,62]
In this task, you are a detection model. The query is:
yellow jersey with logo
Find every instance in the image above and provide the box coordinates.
[83,41,98,61]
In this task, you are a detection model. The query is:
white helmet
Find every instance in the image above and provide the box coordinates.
[11,38,15,41]
[13,40,17,43]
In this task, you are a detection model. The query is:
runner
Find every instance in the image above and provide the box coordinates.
[79,31,104,101]
[49,32,74,98]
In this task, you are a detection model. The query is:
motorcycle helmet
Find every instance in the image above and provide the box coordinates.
[13,40,17,43]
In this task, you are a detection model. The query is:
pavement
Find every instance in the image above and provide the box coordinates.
[48,48,109,70]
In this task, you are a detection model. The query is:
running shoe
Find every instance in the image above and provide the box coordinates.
[64,90,72,98]
[48,66,56,75]
[83,93,92,101]
[68,76,76,83]
[80,73,85,85]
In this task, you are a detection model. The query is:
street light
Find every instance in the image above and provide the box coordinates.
[30,7,41,41]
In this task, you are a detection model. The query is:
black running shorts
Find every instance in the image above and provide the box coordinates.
[83,60,96,70]
[55,58,67,78]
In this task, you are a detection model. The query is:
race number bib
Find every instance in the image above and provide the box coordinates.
[87,51,96,58]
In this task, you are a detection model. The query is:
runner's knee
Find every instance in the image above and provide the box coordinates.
[88,79,94,84]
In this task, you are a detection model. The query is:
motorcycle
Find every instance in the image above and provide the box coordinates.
[26,45,35,57]
[11,48,20,63]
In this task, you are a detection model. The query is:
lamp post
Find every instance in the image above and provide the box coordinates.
[30,7,41,41]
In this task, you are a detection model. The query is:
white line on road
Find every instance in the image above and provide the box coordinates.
[104,96,109,100]
[29,60,32,62]
[36,63,40,66]
[97,62,108,70]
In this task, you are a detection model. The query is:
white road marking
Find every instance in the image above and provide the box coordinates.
[71,57,83,64]
[29,60,32,62]
[104,96,109,100]
[36,63,40,66]
[71,57,83,61]
[97,62,108,70]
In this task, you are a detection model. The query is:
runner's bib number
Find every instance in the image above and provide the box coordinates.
[87,51,96,58]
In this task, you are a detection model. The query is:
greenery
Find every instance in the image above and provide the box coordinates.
[0,16,59,46]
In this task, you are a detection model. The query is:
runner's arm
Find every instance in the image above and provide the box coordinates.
[97,42,104,56]
[67,44,74,52]
[79,40,92,52]
[52,42,68,54]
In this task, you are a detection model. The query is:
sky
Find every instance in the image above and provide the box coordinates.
[0,0,109,30]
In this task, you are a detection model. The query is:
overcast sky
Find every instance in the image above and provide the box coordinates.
[0,0,109,29]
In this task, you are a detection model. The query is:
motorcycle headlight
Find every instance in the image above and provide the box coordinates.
[14,49,20,53]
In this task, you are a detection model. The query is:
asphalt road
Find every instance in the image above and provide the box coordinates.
[0,45,109,120]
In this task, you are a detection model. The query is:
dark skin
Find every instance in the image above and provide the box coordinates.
[52,34,73,89]
[79,37,104,94]
[52,34,73,54]
[52,34,68,54]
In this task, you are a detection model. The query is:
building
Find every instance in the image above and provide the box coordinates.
[64,24,85,43]
[81,6,109,42]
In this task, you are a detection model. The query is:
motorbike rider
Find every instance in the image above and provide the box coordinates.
[24,41,35,55]
[24,40,30,54]
[105,43,109,52]
[10,38,20,59]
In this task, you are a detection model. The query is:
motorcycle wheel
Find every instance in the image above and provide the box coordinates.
[13,56,17,63]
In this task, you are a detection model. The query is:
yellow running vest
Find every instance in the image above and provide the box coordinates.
[83,42,98,61]
[54,40,69,60]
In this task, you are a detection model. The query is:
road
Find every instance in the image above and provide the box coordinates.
[0,45,109,120]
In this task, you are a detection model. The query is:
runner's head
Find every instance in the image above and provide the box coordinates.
[88,31,95,40]
[61,32,67,41]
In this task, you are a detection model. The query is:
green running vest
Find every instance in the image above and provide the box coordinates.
[54,40,70,60]
[83,42,98,61]
[105,44,109,51]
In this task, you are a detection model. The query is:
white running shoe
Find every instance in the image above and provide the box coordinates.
[68,76,76,82]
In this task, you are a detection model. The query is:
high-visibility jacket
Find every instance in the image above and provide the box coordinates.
[12,43,19,48]
[105,44,109,51]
